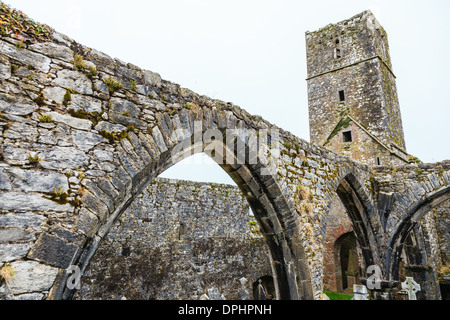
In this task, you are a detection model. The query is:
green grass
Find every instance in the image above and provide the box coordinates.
[324,291,354,300]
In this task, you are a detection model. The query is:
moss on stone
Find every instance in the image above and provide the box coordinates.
[87,66,98,79]
[38,114,53,123]
[45,186,69,205]
[0,2,53,40]
[182,102,199,111]
[408,155,423,165]
[34,94,46,106]
[68,108,89,120]
[63,90,72,107]
[326,117,352,144]
[129,79,137,91]
[103,77,123,94]
[68,108,102,126]
[99,130,116,144]
[73,54,87,72]
[27,153,41,166]
[99,129,130,144]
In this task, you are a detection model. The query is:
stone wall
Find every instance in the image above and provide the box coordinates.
[74,178,273,300]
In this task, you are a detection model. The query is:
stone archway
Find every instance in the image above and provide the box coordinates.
[40,117,315,300]
[386,186,450,295]
[397,226,431,300]
[334,174,380,277]
[321,171,378,294]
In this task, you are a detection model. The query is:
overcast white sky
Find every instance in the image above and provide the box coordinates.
[4,0,449,184]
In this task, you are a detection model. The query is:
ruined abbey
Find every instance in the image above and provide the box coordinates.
[0,3,448,300]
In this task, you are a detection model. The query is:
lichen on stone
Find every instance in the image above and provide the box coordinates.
[0,2,53,40]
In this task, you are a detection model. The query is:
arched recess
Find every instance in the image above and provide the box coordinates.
[253,276,276,300]
[386,186,450,286]
[397,224,434,300]
[333,232,362,293]
[48,117,314,300]
[334,174,379,280]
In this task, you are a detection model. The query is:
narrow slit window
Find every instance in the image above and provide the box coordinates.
[339,90,346,102]
[377,157,381,166]
[335,48,342,59]
[342,131,353,142]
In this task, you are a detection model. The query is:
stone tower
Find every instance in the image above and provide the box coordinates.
[306,10,409,166]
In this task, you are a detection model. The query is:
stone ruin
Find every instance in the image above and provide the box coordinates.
[0,4,448,300]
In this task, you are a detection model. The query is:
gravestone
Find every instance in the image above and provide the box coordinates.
[237,277,250,300]
[401,277,421,300]
[254,279,267,300]
[352,284,368,300]
[345,250,359,289]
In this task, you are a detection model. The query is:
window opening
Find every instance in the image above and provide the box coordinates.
[339,90,346,102]
[342,131,352,142]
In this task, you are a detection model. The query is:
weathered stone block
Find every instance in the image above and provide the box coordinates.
[107,165,131,193]
[93,149,114,162]
[5,261,59,295]
[0,192,73,212]
[0,168,69,193]
[40,146,89,170]
[110,97,140,117]
[0,212,46,230]
[72,130,107,151]
[29,42,74,63]
[0,93,36,116]
[0,243,33,262]
[27,232,78,268]
[94,121,127,134]
[70,94,103,114]
[45,111,92,130]
[0,227,33,243]
[127,131,151,163]
[0,55,11,80]
[53,69,93,95]
[75,208,98,237]
[0,39,51,73]
[142,69,162,88]
[108,112,145,129]
[152,126,168,153]
[3,122,38,141]
[80,191,109,222]
[42,87,67,105]
[138,132,159,158]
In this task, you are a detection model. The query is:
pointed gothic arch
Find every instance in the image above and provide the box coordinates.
[334,173,380,280]
[386,186,450,285]
[43,109,315,300]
